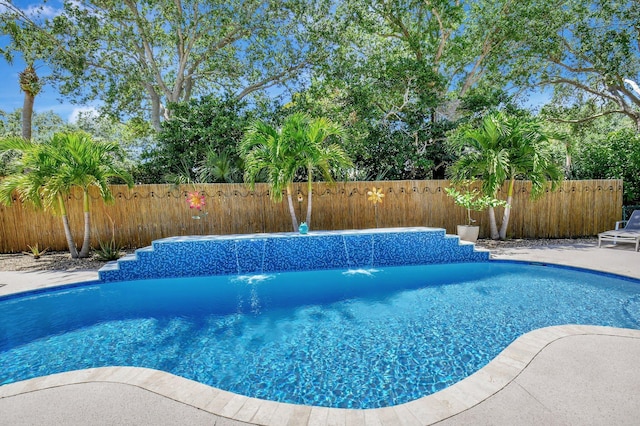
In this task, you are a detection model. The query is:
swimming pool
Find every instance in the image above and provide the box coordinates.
[2,261,639,409]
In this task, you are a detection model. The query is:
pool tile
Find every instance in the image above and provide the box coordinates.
[375,406,404,425]
[22,371,72,390]
[236,238,267,274]
[343,234,374,268]
[390,404,423,426]
[402,397,452,424]
[430,385,476,412]
[219,394,247,418]
[307,406,330,426]
[458,368,506,398]
[285,404,312,426]
[516,333,555,351]
[503,343,540,366]
[492,352,529,372]
[203,389,236,413]
[99,227,489,282]
[268,402,298,425]
[177,384,220,410]
[477,362,518,388]
[343,409,366,425]
[136,369,172,387]
[103,366,149,384]
[249,400,280,424]
[362,409,384,425]
[233,397,263,422]
[125,367,162,384]
[70,367,112,383]
[324,407,349,425]
[145,375,192,400]
[0,379,32,397]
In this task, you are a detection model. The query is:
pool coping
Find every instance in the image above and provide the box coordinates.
[2,324,640,425]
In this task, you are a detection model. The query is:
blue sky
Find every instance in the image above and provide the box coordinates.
[0,51,92,121]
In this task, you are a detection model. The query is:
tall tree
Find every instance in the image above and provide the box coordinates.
[508,0,640,130]
[139,95,253,183]
[3,0,330,131]
[448,112,564,239]
[292,0,528,180]
[0,8,51,140]
[17,64,42,140]
[573,128,640,203]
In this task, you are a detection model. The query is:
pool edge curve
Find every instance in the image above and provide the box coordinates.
[2,324,640,425]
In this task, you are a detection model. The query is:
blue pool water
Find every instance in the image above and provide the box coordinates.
[1,262,639,408]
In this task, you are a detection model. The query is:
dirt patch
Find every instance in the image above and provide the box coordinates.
[475,237,598,253]
[0,250,133,272]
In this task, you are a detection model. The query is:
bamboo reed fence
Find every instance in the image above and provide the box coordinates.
[0,179,623,253]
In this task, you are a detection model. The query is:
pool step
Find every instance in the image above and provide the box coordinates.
[99,227,490,282]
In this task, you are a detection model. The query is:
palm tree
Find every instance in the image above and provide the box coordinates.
[239,114,352,231]
[19,64,41,140]
[282,114,352,229]
[0,132,134,258]
[49,132,134,257]
[239,119,300,231]
[0,136,76,253]
[448,112,564,239]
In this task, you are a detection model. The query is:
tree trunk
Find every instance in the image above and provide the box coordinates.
[488,206,500,239]
[22,92,34,140]
[305,169,313,228]
[78,189,92,258]
[498,178,515,240]
[147,84,163,132]
[19,65,40,140]
[58,194,78,258]
[286,184,299,232]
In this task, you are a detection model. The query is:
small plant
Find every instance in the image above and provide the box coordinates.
[95,239,123,261]
[95,212,122,261]
[23,244,48,259]
[445,180,508,226]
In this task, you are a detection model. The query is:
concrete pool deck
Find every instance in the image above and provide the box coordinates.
[1,240,640,425]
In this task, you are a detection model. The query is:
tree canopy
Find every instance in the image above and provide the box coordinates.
[1,0,638,203]
[2,0,330,131]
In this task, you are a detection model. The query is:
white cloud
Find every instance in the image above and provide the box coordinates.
[68,107,99,124]
[22,4,62,19]
[0,2,63,22]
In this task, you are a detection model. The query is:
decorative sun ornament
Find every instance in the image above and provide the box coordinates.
[187,191,206,210]
[367,187,384,204]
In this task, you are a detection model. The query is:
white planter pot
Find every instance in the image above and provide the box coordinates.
[457,225,480,243]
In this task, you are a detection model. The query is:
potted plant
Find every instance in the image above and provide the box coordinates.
[445,181,507,242]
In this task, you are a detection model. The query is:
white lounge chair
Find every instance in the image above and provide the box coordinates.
[598,210,640,252]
